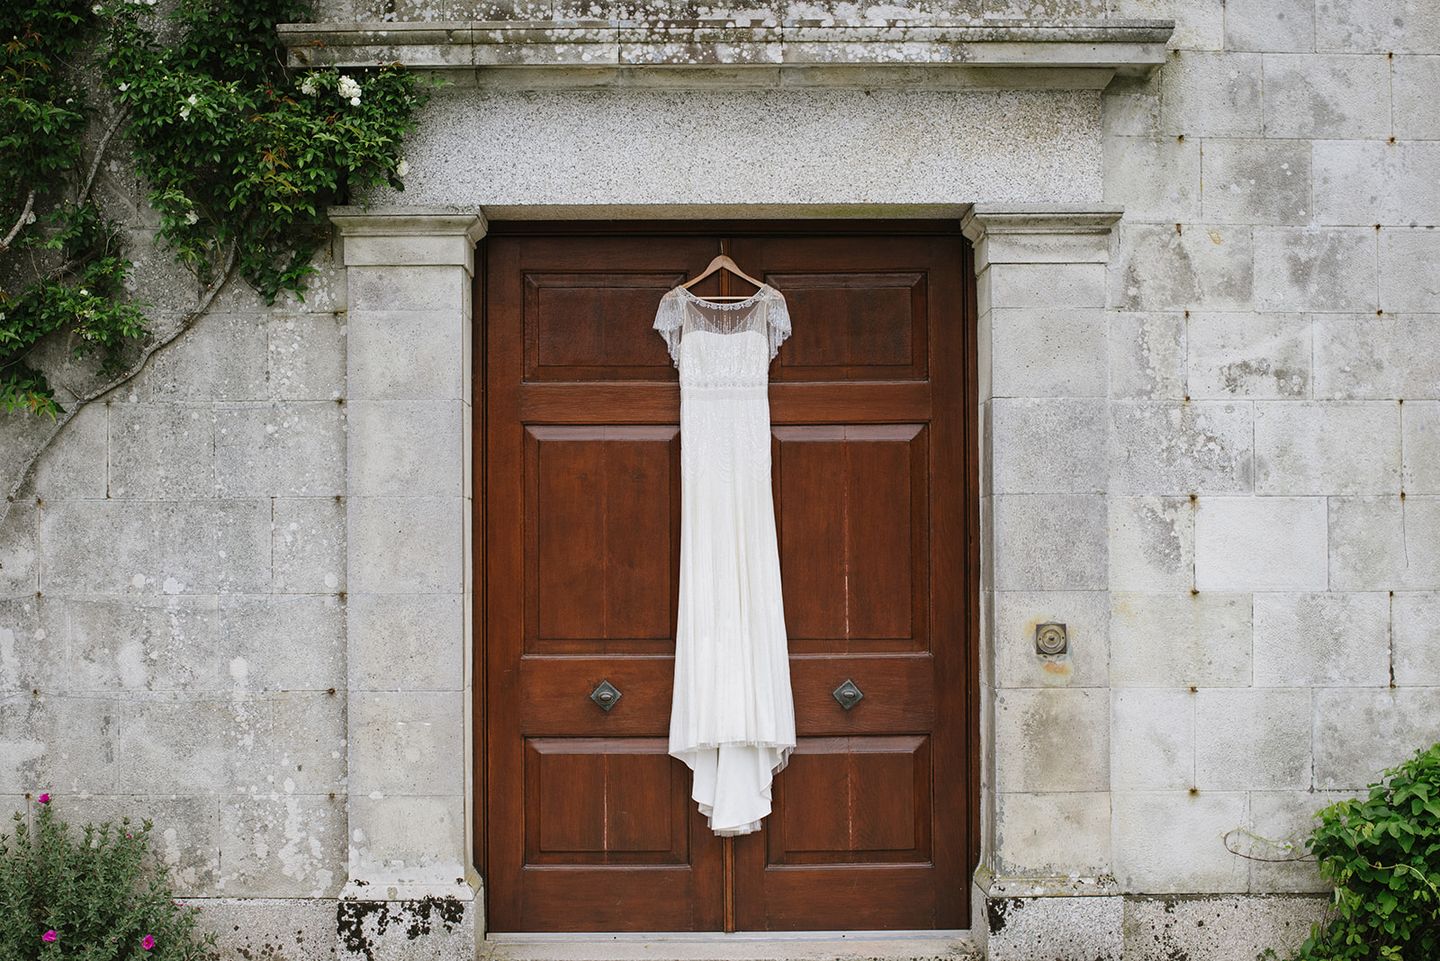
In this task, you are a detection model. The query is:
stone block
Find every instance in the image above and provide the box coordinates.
[1112,224,1253,312]
[199,898,339,961]
[214,403,346,497]
[1186,312,1310,399]
[1394,55,1440,139]
[1109,402,1254,495]
[349,794,468,883]
[107,404,216,499]
[1112,791,1248,893]
[1195,688,1313,791]
[59,793,221,897]
[0,597,39,693]
[246,693,347,795]
[1158,52,1263,137]
[1194,496,1328,591]
[1108,313,1186,401]
[1262,54,1391,138]
[272,497,346,595]
[994,688,1108,793]
[987,263,1106,310]
[1254,402,1401,495]
[349,691,466,797]
[1380,228,1440,313]
[1316,0,1440,53]
[220,594,346,692]
[1254,227,1378,313]
[269,312,347,401]
[148,313,269,402]
[1102,75,1160,138]
[349,497,464,596]
[1393,592,1440,685]
[1313,141,1440,226]
[1200,139,1311,225]
[1314,688,1440,789]
[112,697,234,794]
[37,594,221,693]
[989,308,1108,399]
[985,893,1123,961]
[1246,792,1348,893]
[0,502,38,595]
[39,500,271,595]
[1109,592,1252,687]
[1329,495,1440,590]
[993,590,1109,689]
[349,401,464,498]
[349,309,465,402]
[992,494,1108,592]
[349,593,465,692]
[1404,402,1440,493]
[1109,496,1195,592]
[1223,0,1315,51]
[994,792,1112,879]
[217,794,345,898]
[1113,0,1223,50]
[1102,136,1201,222]
[991,399,1107,494]
[349,266,469,314]
[1111,689,1194,790]
[333,894,477,961]
[31,403,108,500]
[1253,592,1390,687]
[4,695,121,795]
[1313,314,1440,400]
[1123,895,1328,960]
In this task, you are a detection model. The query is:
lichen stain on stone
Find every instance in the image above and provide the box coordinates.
[986,895,1023,935]
[336,896,465,961]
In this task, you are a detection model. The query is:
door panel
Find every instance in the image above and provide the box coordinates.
[482,224,976,933]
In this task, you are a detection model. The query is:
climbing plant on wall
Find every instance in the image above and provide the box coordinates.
[0,0,426,416]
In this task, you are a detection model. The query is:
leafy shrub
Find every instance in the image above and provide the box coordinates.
[0,795,216,959]
[1269,744,1440,961]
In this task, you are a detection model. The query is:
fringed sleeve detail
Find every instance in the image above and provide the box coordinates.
[765,288,792,361]
[654,290,685,366]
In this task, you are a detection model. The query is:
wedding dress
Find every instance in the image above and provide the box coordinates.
[654,282,796,837]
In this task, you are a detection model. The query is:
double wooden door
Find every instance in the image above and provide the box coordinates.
[480,223,977,933]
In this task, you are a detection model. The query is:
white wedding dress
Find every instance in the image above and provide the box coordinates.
[654,282,797,837]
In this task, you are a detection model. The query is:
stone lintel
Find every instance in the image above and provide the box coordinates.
[279,18,1173,86]
[331,206,488,273]
[962,204,1123,270]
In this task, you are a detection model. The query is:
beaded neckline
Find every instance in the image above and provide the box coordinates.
[674,283,770,310]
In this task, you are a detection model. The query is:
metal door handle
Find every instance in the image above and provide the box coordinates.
[590,679,622,712]
[832,679,864,711]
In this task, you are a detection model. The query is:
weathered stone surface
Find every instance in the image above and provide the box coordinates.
[1392,592,1440,685]
[348,310,465,402]
[994,792,1112,878]
[348,497,464,595]
[1122,895,1328,960]
[1253,227,1378,313]
[992,494,1108,591]
[269,312,347,401]
[1315,0,1440,53]
[994,688,1108,793]
[1108,312,1186,401]
[1195,688,1312,791]
[984,893,1123,961]
[1394,55,1440,139]
[349,401,463,498]
[989,307,1108,398]
[1253,592,1390,687]
[1111,688,1194,789]
[1112,791,1248,893]
[61,793,221,896]
[1223,0,1314,52]
[1112,223,1254,311]
[1329,495,1440,590]
[1186,312,1310,399]
[1110,591,1251,687]
[1403,402,1440,493]
[994,590,1109,688]
[349,691,466,797]
[1194,496,1328,590]
[1313,314,1440,400]
[30,404,108,500]
[1110,401,1253,494]
[349,593,464,692]
[1102,135,1200,221]
[217,794,345,897]
[991,398,1107,494]
[1314,688,1440,789]
[1262,54,1391,138]
[108,404,216,499]
[1109,496,1194,592]
[1254,401,1401,495]
[272,497,346,595]
[147,313,270,402]
[349,794,468,882]
[1313,141,1440,227]
[1245,791,1345,892]
[1200,139,1310,225]
[1158,52,1263,137]
[200,898,339,960]
[214,403,346,497]
[1380,228,1440,312]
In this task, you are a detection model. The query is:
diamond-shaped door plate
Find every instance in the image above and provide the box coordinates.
[590,679,622,712]
[832,679,864,711]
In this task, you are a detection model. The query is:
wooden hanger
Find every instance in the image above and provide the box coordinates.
[680,255,767,301]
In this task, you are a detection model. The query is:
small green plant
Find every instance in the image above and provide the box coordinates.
[1265,743,1440,961]
[0,793,216,959]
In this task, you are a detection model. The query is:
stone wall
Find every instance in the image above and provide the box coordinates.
[2,1,1439,959]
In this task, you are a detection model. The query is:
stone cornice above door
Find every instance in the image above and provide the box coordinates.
[278,18,1172,89]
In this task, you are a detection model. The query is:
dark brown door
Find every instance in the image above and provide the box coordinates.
[480,223,978,933]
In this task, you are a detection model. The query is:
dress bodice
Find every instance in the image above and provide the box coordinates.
[654,284,792,388]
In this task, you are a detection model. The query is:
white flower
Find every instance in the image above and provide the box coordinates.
[185,211,199,225]
[118,81,129,92]
[79,288,90,296]
[179,105,191,120]
[299,74,319,96]
[337,75,362,103]
[146,0,155,5]
[395,159,410,178]
[187,94,198,105]
[92,3,102,13]
[349,96,360,106]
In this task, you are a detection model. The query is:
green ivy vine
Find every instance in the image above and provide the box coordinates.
[0,0,427,416]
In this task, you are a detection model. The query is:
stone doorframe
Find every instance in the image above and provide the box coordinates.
[329,203,1124,952]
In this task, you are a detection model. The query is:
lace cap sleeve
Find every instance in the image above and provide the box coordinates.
[654,289,684,366]
[765,287,792,361]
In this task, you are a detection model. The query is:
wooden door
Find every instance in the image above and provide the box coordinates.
[480,223,977,933]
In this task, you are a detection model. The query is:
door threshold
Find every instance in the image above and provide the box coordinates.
[482,931,981,961]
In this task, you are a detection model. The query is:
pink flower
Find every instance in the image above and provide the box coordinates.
[42,930,58,943]
[37,793,50,804]
[141,935,156,951]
